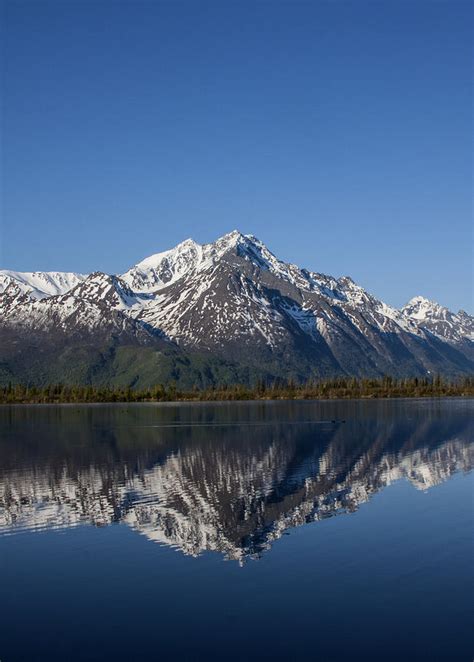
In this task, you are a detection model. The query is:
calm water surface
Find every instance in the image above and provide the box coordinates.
[0,399,472,661]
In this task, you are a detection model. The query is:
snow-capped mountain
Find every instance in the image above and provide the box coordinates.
[402,296,474,343]
[1,231,472,384]
[0,274,154,340]
[0,270,86,300]
[121,238,204,292]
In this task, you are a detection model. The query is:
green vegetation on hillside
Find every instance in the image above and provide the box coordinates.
[1,375,473,404]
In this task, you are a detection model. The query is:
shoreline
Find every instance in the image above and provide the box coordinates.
[2,377,472,405]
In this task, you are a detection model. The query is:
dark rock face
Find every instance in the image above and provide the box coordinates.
[0,231,472,385]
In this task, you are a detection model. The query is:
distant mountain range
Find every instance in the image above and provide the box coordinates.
[1,230,473,386]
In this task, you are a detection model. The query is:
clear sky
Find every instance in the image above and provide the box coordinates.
[2,0,472,312]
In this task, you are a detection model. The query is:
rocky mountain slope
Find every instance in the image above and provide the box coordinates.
[1,231,472,385]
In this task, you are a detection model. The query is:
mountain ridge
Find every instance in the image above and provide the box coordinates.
[1,231,472,386]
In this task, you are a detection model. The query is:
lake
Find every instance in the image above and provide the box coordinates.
[0,399,472,661]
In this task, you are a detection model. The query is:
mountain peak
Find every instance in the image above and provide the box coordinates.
[122,231,270,293]
[1,229,472,382]
[400,295,473,342]
[406,295,438,307]
[135,237,199,270]
[175,237,198,249]
[214,229,258,250]
[221,229,245,240]
[122,237,203,292]
[402,296,445,320]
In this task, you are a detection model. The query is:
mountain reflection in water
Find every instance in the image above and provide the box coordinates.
[0,399,472,562]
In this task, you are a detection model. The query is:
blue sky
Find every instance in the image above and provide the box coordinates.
[2,0,472,311]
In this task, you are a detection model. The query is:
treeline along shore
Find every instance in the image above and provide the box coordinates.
[1,376,473,404]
